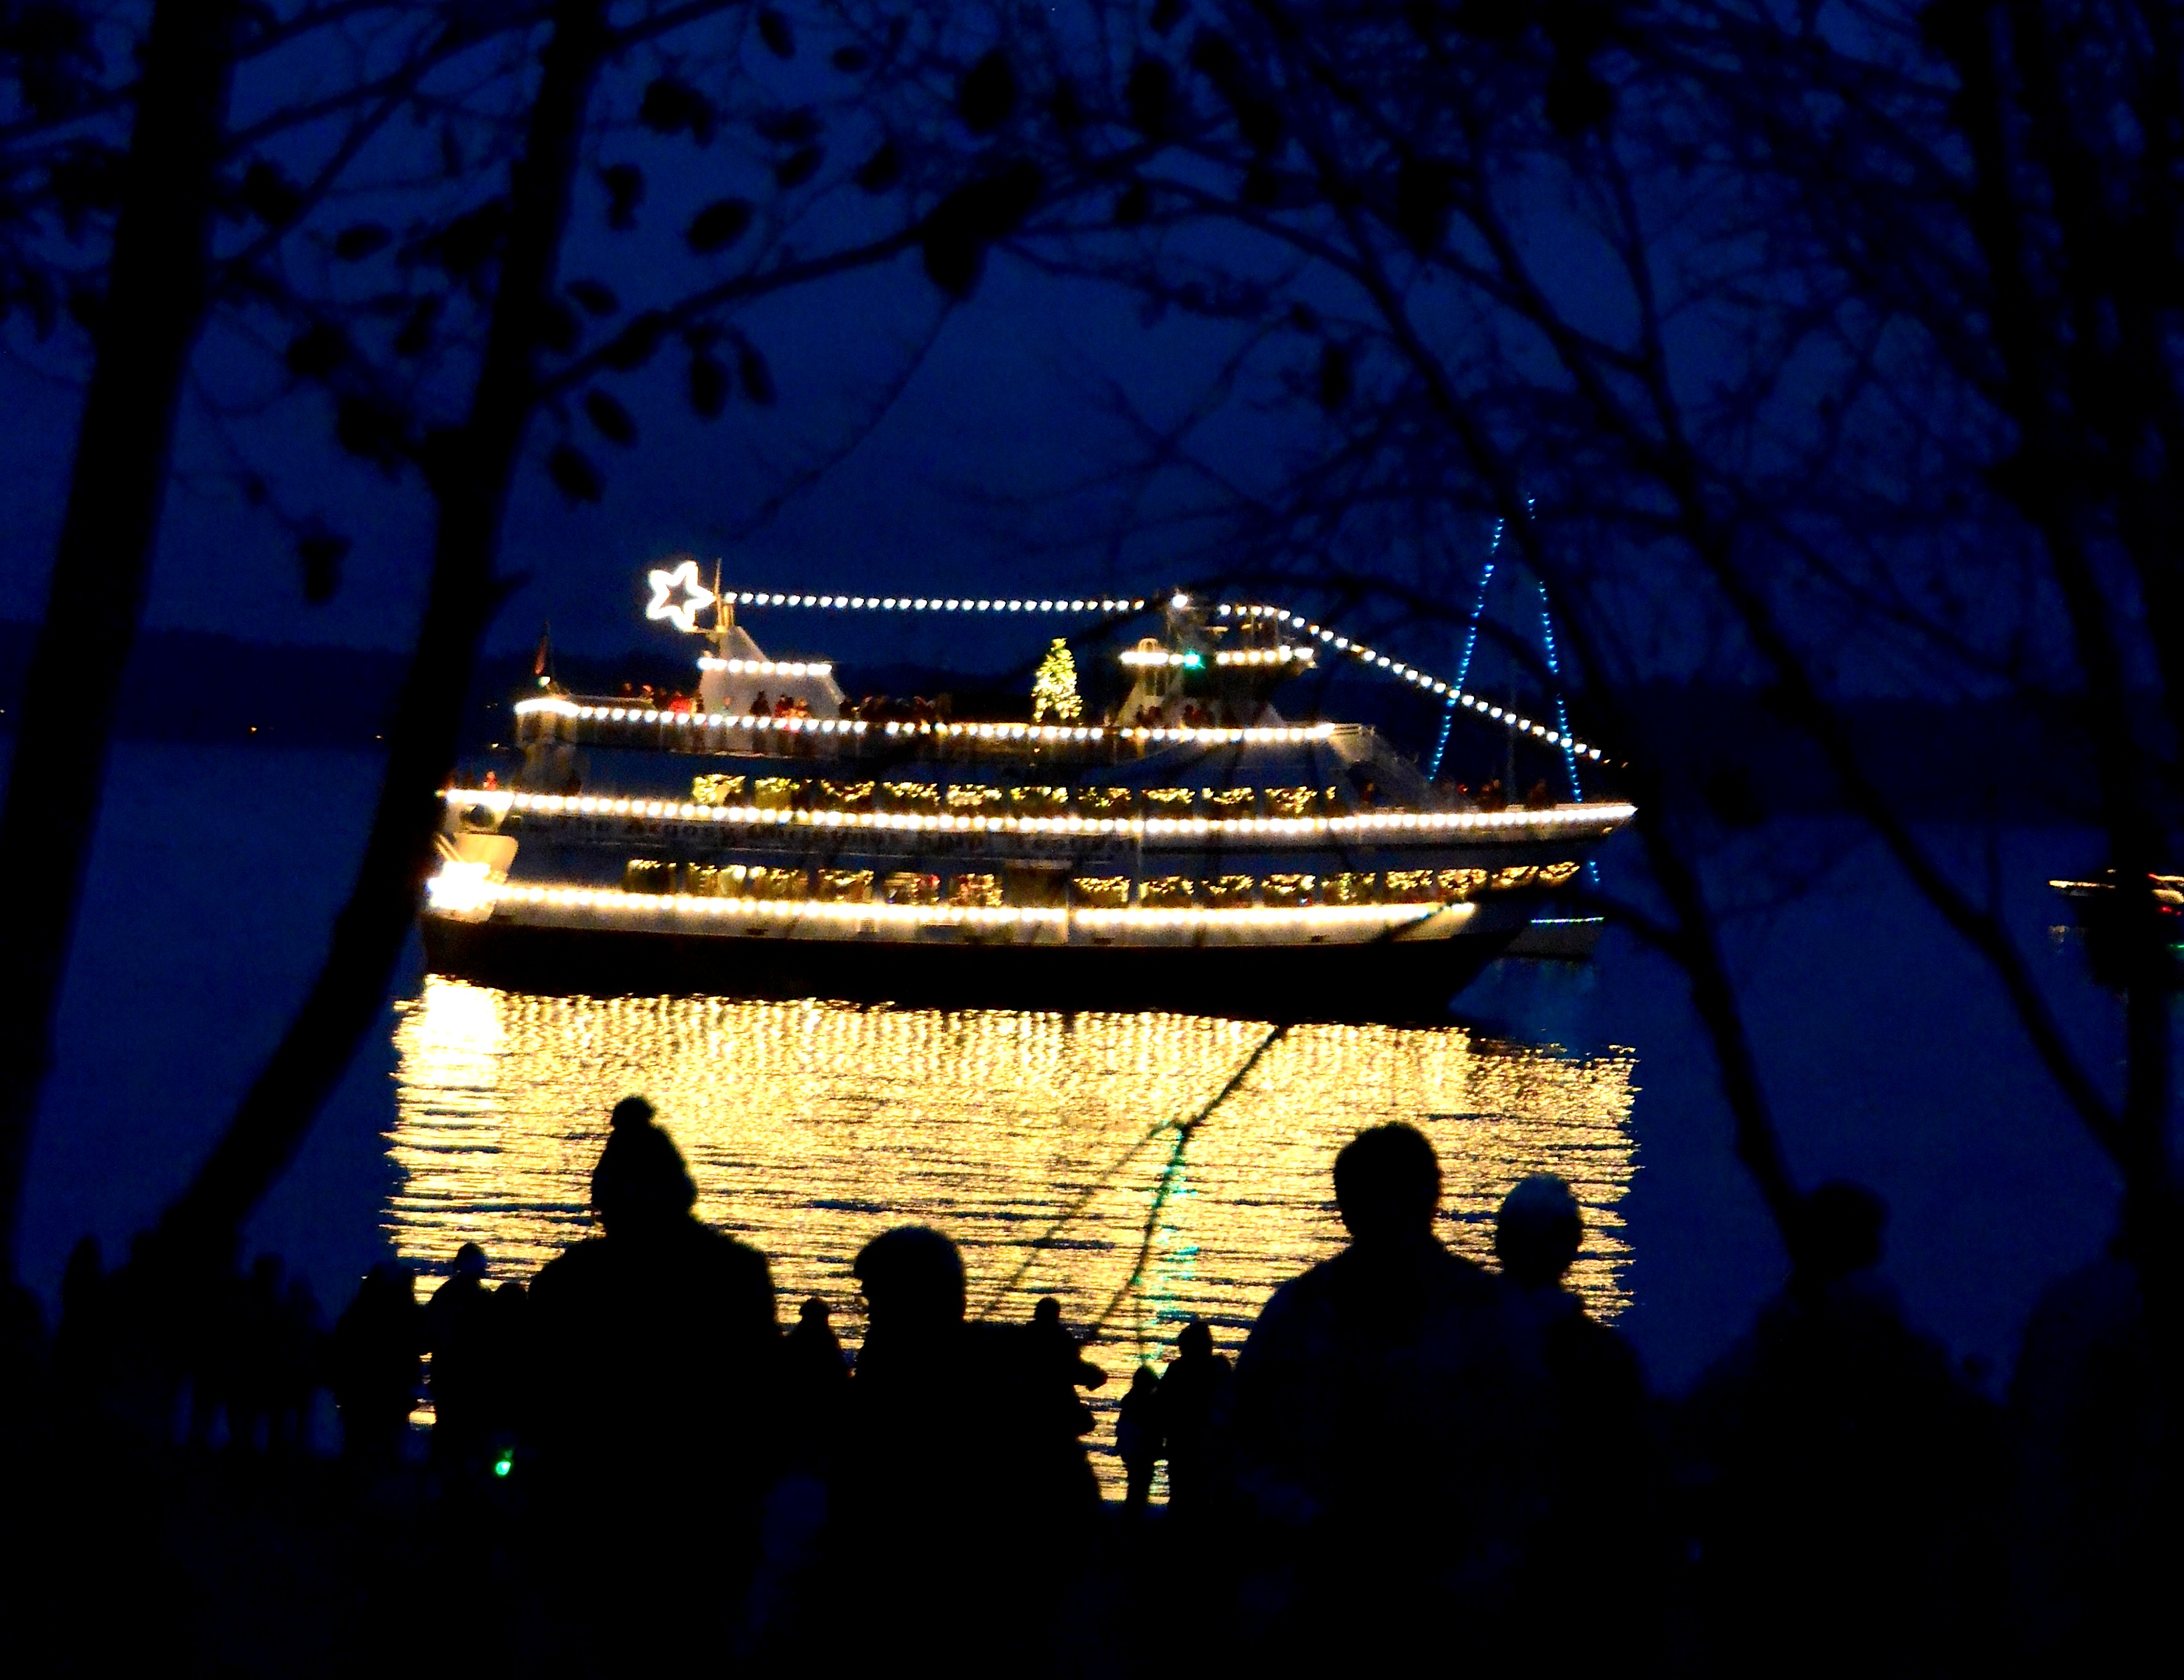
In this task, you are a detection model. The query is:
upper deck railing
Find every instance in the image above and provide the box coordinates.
[514,694,1370,765]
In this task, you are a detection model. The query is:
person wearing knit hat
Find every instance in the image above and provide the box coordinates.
[524,1092,781,1650]
[589,1095,698,1232]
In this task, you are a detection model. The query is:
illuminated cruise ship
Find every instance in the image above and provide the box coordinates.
[421,565,1633,1020]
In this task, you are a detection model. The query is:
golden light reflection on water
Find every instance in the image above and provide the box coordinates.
[389,977,1637,1489]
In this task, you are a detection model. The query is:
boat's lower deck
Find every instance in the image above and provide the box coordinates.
[421,906,1526,1022]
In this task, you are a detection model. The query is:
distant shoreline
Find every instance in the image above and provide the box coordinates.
[0,620,2096,820]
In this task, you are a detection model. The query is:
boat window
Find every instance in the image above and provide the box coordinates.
[820,780,875,812]
[1143,787,1195,810]
[947,784,1004,811]
[686,863,739,897]
[622,859,676,895]
[1491,865,1540,891]
[691,773,745,807]
[817,869,874,903]
[1008,785,1069,817]
[1540,860,1580,886]
[1384,869,1437,903]
[1004,866,1069,907]
[1204,874,1255,907]
[1071,876,1129,909]
[1202,787,1255,815]
[1077,787,1135,814]
[745,866,808,901]
[1142,875,1196,907]
[1437,868,1487,901]
[948,872,1002,907]
[1326,872,1380,905]
[1263,872,1316,905]
[883,781,940,812]
[883,871,940,905]
[753,777,800,812]
[1264,787,1320,819]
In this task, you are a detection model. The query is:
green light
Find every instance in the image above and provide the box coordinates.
[493,1452,513,1477]
[1182,652,1202,669]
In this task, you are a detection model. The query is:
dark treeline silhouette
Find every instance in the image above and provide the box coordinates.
[3,1104,2175,1676]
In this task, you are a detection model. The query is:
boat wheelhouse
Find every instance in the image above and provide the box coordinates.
[421,569,1633,1020]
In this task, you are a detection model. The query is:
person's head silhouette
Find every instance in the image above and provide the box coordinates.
[1176,1319,1213,1360]
[1793,1180,1886,1286]
[799,1296,831,1329]
[1032,1296,1063,1329]
[853,1226,966,1337]
[1333,1123,1442,1248]
[1495,1174,1582,1287]
[589,1096,697,1236]
[450,1242,487,1281]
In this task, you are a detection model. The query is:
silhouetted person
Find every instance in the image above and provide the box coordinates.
[424,1242,495,1473]
[1229,1123,1537,1668]
[1158,1317,1233,1517]
[331,1263,423,1469]
[1031,1295,1107,1389]
[781,1295,847,1471]
[52,1234,114,1420]
[816,1226,1097,1669]
[0,1275,44,1438]
[1029,1294,1105,1438]
[269,1275,325,1454]
[1497,1174,1643,1396]
[526,1097,780,1662]
[1684,1181,2002,1678]
[1117,1365,1163,1511]
[223,1254,288,1454]
[1493,1175,1660,1661]
[2008,1195,2182,1669]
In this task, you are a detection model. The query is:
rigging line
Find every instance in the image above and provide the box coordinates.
[1535,580,1596,886]
[1430,523,1504,779]
[1536,581,1582,803]
[974,1020,1291,1322]
[1455,521,1504,694]
[1083,1021,1291,1341]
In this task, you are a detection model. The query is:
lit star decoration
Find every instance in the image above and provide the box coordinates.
[645,561,717,634]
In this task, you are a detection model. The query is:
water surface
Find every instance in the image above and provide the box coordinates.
[389,978,1639,1486]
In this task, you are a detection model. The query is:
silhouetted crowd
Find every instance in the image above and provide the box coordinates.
[6,1101,2181,1677]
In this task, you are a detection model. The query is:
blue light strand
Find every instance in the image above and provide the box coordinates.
[1536,579,1597,886]
[1427,523,1504,780]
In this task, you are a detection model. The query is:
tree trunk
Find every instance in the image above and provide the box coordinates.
[0,0,239,1281]
[158,0,610,1259]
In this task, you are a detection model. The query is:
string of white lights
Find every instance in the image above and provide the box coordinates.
[696,656,833,677]
[428,868,1475,934]
[512,696,1338,747]
[709,586,1603,761]
[1119,645,1316,668]
[725,591,1148,614]
[1212,603,1603,761]
[442,785,1634,842]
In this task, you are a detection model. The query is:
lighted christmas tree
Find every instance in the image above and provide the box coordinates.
[1031,638,1083,723]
